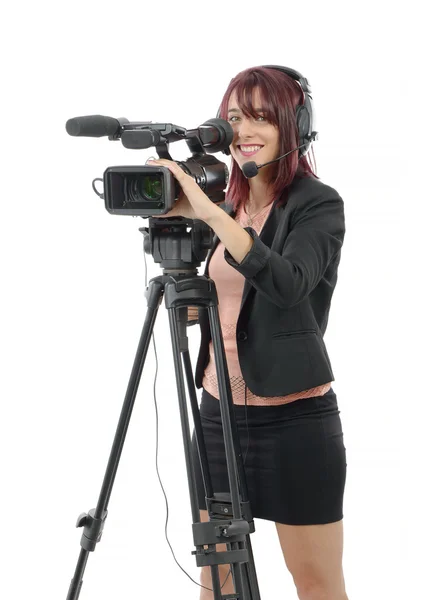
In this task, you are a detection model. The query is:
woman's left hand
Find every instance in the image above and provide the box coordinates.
[146,158,218,223]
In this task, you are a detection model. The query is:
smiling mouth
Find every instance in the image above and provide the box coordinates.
[238,145,264,156]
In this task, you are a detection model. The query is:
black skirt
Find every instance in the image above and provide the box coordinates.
[191,386,347,526]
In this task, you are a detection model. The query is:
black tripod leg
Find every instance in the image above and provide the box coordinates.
[181,338,215,507]
[163,276,262,600]
[167,306,203,522]
[66,278,164,600]
[167,308,227,600]
[207,304,261,600]
[183,344,235,600]
[207,305,248,600]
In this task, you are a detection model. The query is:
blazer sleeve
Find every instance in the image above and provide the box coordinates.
[223,193,345,308]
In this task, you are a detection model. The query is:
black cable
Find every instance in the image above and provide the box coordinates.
[243,384,250,463]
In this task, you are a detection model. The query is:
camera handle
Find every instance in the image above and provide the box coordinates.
[65,232,261,600]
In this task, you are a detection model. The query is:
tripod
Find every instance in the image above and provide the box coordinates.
[66,217,261,600]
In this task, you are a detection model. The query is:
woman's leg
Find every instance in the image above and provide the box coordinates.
[275,519,348,600]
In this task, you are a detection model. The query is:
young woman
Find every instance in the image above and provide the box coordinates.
[148,65,348,600]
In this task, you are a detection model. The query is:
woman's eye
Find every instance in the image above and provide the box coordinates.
[228,115,266,123]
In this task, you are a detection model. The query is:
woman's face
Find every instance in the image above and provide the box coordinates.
[227,87,280,174]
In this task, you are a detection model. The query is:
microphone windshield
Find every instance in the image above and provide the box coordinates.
[65,115,120,137]
[242,161,259,178]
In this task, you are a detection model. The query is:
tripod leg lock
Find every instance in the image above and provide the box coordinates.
[206,494,256,534]
[76,508,108,552]
[192,520,250,567]
[215,518,250,538]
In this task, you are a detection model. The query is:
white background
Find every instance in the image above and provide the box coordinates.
[1,1,434,599]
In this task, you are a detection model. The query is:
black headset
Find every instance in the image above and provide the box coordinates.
[218,65,317,158]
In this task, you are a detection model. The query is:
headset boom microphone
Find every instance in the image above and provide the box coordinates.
[241,139,314,178]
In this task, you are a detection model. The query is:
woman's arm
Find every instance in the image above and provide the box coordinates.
[209,194,345,309]
[145,158,254,264]
[204,204,254,264]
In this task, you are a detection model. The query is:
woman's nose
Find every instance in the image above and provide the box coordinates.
[236,117,256,139]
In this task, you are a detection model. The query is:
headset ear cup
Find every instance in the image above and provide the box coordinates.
[262,65,315,158]
[296,104,310,157]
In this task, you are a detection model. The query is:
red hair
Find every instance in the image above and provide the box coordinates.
[218,66,319,211]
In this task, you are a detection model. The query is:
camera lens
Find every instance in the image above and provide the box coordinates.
[137,174,162,201]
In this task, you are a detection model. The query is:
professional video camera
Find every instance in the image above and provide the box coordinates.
[65,115,234,217]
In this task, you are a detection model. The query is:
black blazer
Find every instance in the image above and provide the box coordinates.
[194,174,345,397]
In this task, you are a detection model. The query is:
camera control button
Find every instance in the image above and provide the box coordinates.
[237,331,248,342]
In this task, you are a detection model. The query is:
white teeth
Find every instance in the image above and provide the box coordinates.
[240,145,262,152]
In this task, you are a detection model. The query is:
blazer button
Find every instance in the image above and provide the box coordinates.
[237,331,248,341]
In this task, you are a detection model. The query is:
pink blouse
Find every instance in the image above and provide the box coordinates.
[202,201,332,406]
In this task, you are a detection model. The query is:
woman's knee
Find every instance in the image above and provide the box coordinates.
[292,567,347,600]
[275,521,347,600]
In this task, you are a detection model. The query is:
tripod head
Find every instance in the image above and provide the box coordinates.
[140,217,215,273]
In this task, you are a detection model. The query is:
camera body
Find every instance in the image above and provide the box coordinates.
[103,153,229,217]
